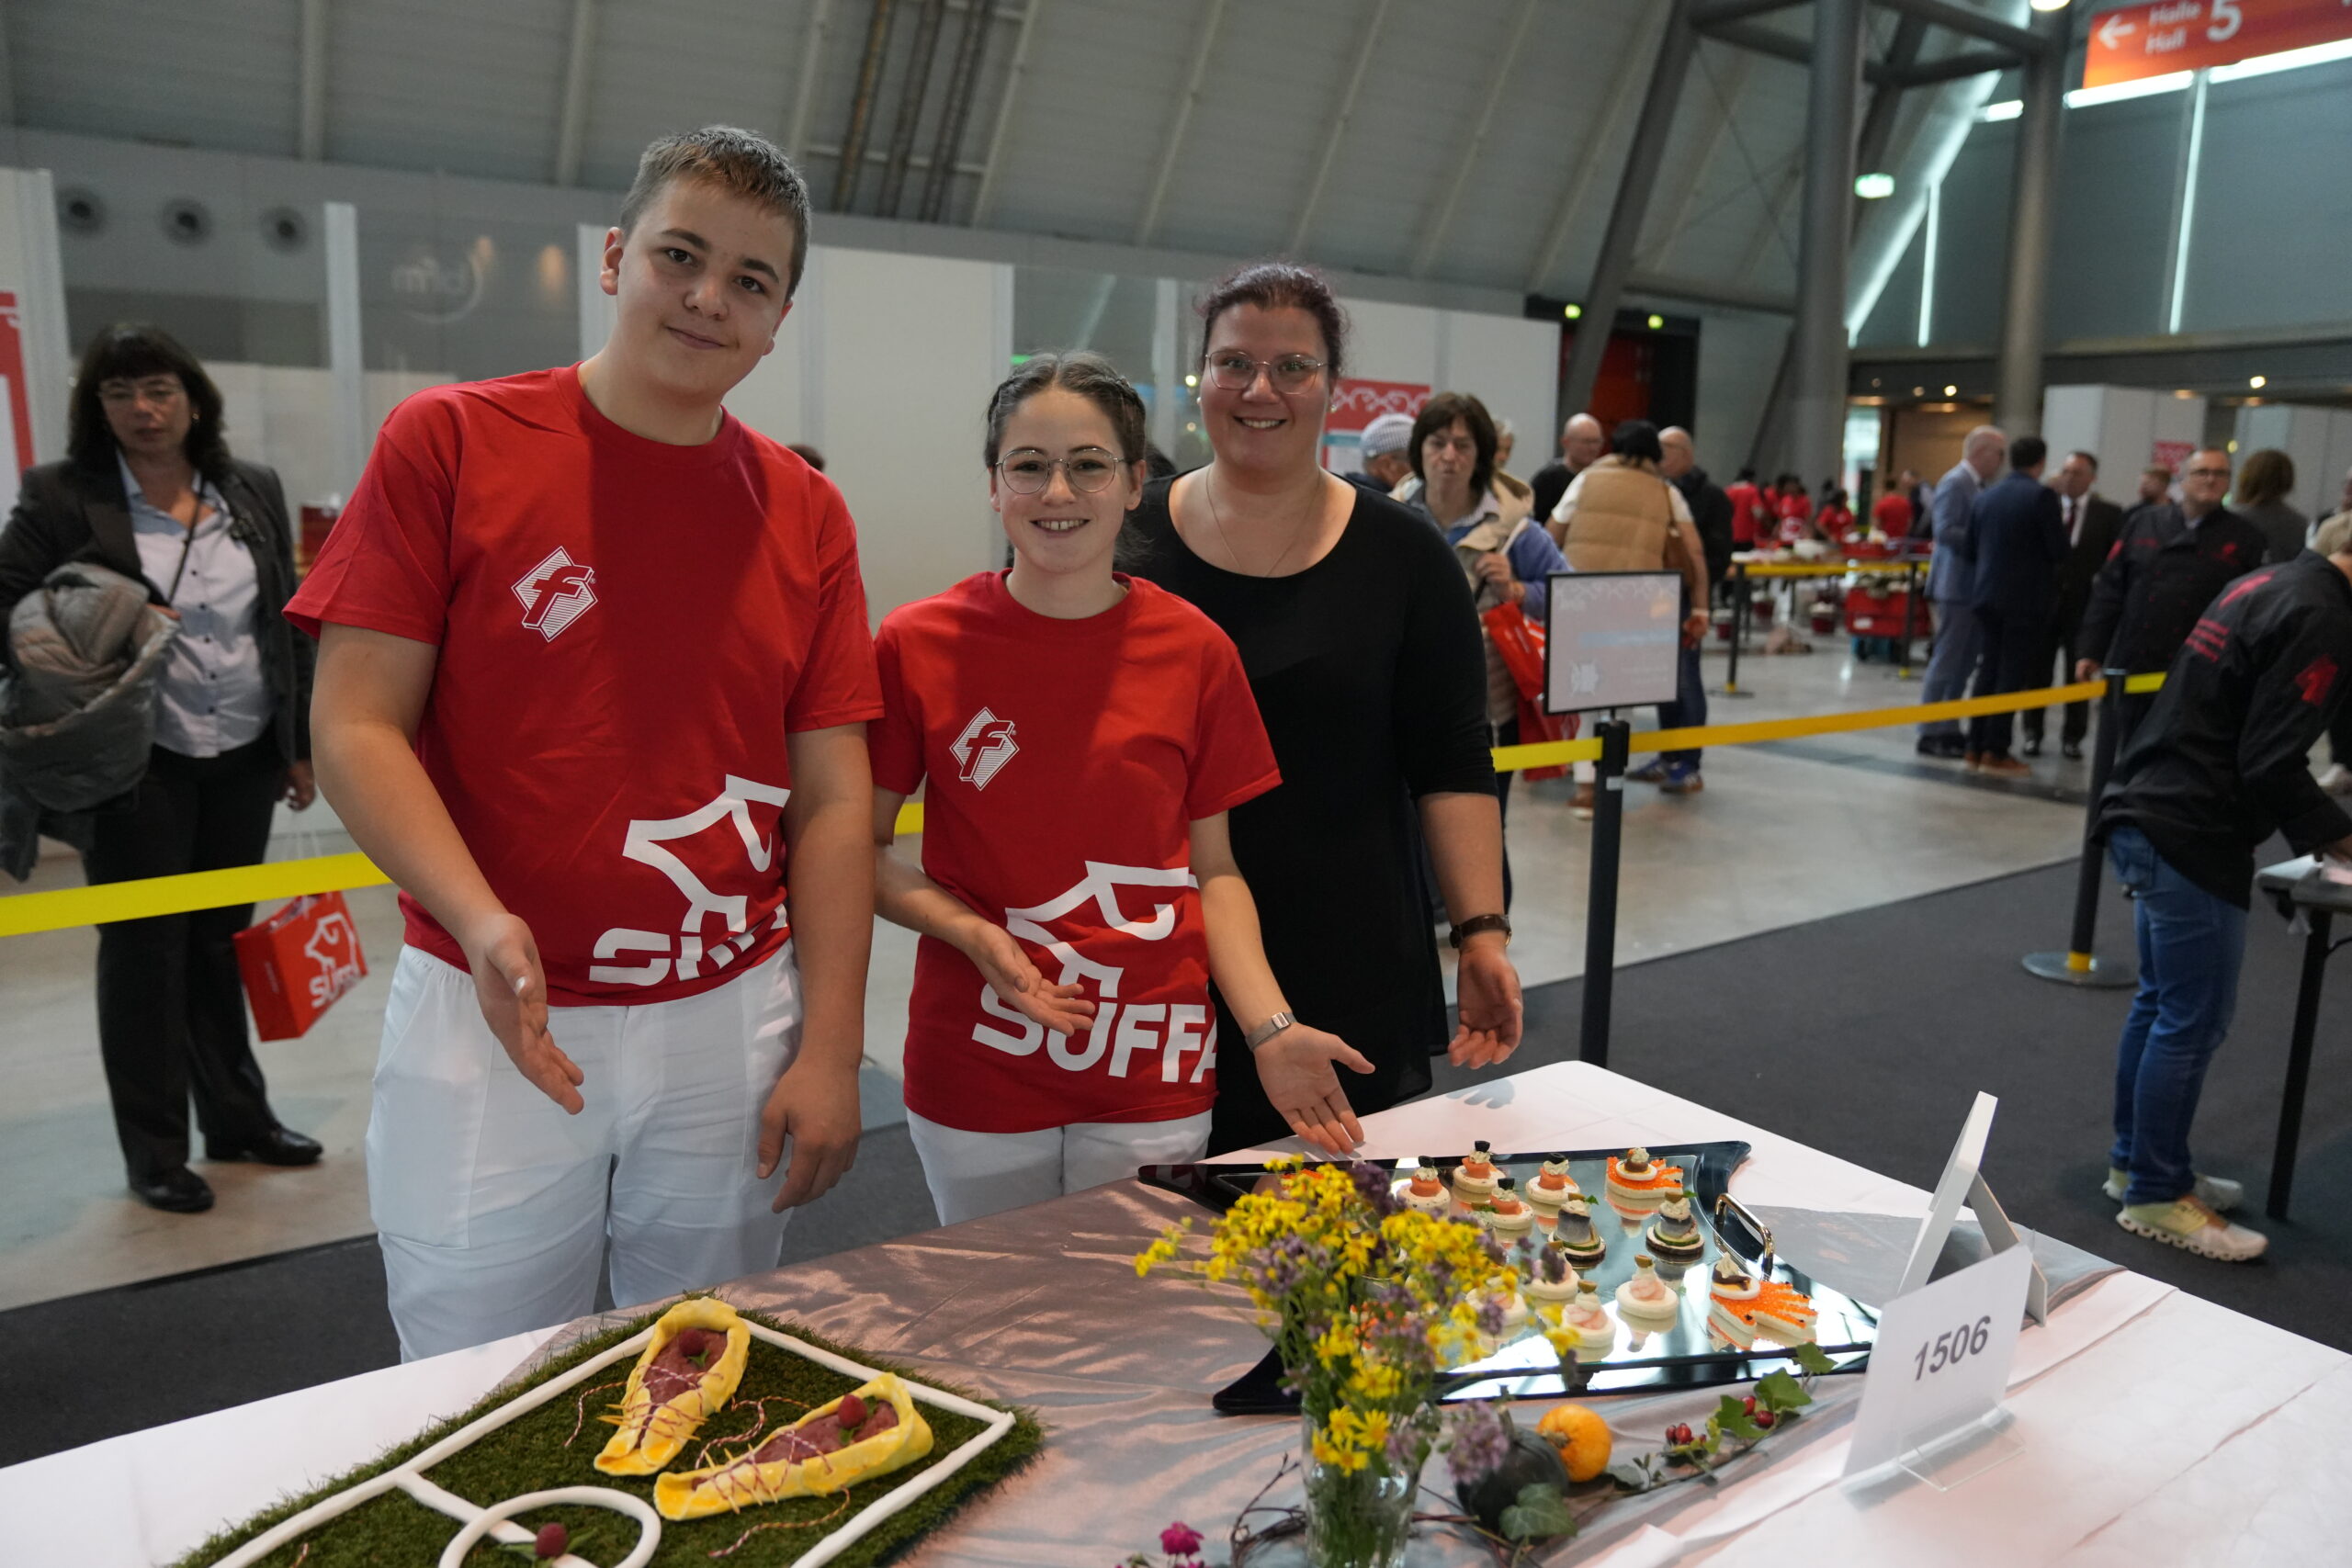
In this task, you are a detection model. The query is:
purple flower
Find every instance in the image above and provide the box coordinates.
[1160,1522,1204,1556]
[1477,1295,1506,1337]
[1444,1401,1511,1486]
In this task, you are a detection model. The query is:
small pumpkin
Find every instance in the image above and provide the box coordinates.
[1535,1402,1613,1483]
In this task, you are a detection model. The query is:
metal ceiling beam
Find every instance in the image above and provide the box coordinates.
[1134,0,1229,248]
[1625,269,1794,315]
[553,0,598,186]
[1873,0,2048,60]
[1523,1,1670,294]
[1700,19,1902,85]
[1410,0,1541,277]
[786,0,835,164]
[1288,0,1394,257]
[1890,45,2020,86]
[879,0,948,217]
[1690,0,1809,22]
[298,0,328,160]
[969,0,1043,226]
[919,0,994,220]
[832,0,899,211]
[1641,48,1752,273]
[1558,0,1702,418]
[1735,160,1801,285]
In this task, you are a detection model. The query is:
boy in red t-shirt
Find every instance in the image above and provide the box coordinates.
[291,129,881,1359]
[868,354,1373,1224]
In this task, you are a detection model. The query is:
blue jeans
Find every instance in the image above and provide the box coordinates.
[2106,825,2247,1206]
[1657,640,1707,766]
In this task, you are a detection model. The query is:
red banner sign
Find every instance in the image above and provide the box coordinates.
[1324,378,1429,434]
[2084,0,2352,88]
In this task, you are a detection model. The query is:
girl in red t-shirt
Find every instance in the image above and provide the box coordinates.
[1815,490,1855,542]
[869,353,1374,1224]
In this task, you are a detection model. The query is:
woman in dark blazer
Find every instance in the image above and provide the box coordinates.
[0,323,321,1213]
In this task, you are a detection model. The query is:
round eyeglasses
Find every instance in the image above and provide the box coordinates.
[997,450,1122,494]
[1204,350,1327,394]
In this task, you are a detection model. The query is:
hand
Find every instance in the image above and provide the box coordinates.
[283,760,316,810]
[1503,577,1528,605]
[1253,1022,1374,1156]
[2075,658,2100,682]
[1448,935,1523,1069]
[460,912,582,1113]
[959,920,1095,1035]
[1473,552,1514,587]
[757,1049,863,1212]
[1682,610,1709,648]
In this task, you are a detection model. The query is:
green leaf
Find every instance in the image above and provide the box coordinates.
[1791,1342,1837,1376]
[1713,1395,1765,1442]
[1498,1483,1578,1541]
[1754,1369,1813,1414]
[1606,1454,1663,1492]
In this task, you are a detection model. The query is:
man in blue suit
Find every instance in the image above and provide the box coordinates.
[1959,434,2070,775]
[1917,424,2007,757]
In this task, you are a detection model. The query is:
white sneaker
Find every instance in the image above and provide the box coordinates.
[2103,1168,2243,1212]
[2317,763,2352,795]
[2117,1196,2267,1261]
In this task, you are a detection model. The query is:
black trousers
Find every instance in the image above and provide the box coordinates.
[84,739,286,1181]
[2020,612,2089,747]
[1966,603,2047,758]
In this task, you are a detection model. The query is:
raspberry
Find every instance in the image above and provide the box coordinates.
[535,1522,568,1559]
[836,1393,868,1429]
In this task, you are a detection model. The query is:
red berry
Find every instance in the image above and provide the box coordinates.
[1744,1396,1758,1415]
[673,1328,708,1359]
[1668,1423,1693,1446]
[535,1522,568,1559]
[1755,1410,1777,1429]
[836,1393,867,1429]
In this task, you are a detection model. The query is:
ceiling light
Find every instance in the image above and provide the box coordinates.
[1913,386,1925,396]
[2174,389,2194,399]
[1183,373,1197,388]
[1563,303,1582,320]
[1646,314,1664,330]
[1980,99,2023,122]
[2249,375,2267,389]
[2029,0,2069,11]
[1944,385,1958,397]
[1854,172,1895,199]
[2066,73,2193,109]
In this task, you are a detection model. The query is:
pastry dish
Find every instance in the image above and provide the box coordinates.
[1485,1177,1535,1236]
[1551,1197,1608,1270]
[1604,1147,1686,1221]
[1644,1190,1707,1273]
[1525,1157,1579,1212]
[1561,1280,1617,1359]
[595,1296,752,1475]
[1452,1141,1500,1203]
[1613,1254,1679,1322]
[1705,1255,1818,1348]
[1483,1279,1530,1340]
[654,1372,935,1519]
[1402,1161,1451,1213]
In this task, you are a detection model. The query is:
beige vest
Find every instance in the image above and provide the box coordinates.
[1562,457,1707,608]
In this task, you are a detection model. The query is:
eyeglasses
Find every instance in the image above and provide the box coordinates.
[996,449,1122,494]
[97,378,186,408]
[2185,467,2231,479]
[1204,350,1326,394]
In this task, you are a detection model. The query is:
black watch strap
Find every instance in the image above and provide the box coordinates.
[1449,913,1511,949]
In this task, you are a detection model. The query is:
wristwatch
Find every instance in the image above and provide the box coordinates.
[1244,1011,1296,1050]
[1449,914,1512,949]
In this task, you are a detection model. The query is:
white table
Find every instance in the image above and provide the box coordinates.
[6,1062,2346,1566]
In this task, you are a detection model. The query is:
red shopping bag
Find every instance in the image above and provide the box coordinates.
[1481,601,1577,783]
[235,890,368,1040]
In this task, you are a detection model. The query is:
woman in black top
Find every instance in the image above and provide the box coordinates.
[0,324,321,1214]
[1124,263,1523,1154]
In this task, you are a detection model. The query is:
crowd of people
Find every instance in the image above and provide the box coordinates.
[5,120,2350,1351]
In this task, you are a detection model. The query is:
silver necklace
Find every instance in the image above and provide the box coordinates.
[1201,470,1318,579]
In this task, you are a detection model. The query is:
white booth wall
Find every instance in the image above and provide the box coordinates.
[2041,385,2210,498]
[2232,403,2352,526]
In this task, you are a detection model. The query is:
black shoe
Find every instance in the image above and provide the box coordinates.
[2062,740,2084,760]
[2021,737,2043,758]
[206,1125,323,1167]
[130,1168,215,1213]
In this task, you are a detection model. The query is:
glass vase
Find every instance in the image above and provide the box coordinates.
[1300,1411,1429,1568]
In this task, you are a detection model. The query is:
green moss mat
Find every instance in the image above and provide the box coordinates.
[172,1307,1044,1568]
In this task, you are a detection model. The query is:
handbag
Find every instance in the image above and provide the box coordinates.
[1479,600,1576,783]
[235,886,368,1040]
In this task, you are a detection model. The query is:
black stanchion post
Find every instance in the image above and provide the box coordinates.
[1895,558,1920,680]
[1718,563,1754,699]
[1580,719,1633,1066]
[2023,668,2136,988]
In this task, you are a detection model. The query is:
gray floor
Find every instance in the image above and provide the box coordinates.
[0,641,2099,1313]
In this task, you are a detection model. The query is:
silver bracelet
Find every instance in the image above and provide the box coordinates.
[1244,1010,1296,1051]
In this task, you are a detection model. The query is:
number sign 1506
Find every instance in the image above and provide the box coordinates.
[1914,1315,1992,1382]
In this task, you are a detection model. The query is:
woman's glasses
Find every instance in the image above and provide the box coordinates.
[1204,351,1327,394]
[997,449,1121,494]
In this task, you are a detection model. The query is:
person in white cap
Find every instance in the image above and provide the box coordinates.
[1350,411,1418,498]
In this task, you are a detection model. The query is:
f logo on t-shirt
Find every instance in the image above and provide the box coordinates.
[513,546,599,641]
[951,706,1019,789]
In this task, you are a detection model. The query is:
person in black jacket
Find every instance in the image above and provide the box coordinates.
[1957,436,2068,774]
[2023,449,2123,759]
[0,323,321,1213]
[2092,541,2352,1262]
[2075,447,2267,736]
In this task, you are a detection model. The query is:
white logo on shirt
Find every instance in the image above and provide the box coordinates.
[949,706,1019,789]
[513,546,599,641]
[969,862,1216,1085]
[589,774,793,987]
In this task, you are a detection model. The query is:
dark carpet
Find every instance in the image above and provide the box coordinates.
[10,859,2347,1467]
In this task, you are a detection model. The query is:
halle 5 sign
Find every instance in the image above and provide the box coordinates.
[2084,0,2352,89]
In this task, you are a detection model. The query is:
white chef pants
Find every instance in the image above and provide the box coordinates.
[369,942,802,1360]
[905,1108,1211,1225]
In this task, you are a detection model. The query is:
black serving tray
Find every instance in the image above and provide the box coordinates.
[1140,1142,1879,1408]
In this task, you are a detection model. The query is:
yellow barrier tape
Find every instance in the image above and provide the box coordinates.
[1736,559,1921,579]
[0,672,2174,940]
[0,801,930,939]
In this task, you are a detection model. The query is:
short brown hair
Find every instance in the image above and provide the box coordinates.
[2236,447,2296,507]
[1196,261,1347,380]
[620,126,811,298]
[1408,392,1497,498]
[984,351,1148,467]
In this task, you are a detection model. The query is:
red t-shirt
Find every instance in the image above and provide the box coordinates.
[1726,481,1764,547]
[1871,492,1913,537]
[286,367,882,1006]
[1818,504,1855,539]
[870,572,1281,1133]
[1778,491,1811,522]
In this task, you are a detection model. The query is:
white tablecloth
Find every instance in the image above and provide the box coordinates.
[6,1061,2345,1565]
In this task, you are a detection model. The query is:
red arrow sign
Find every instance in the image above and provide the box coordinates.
[2084,0,2352,88]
